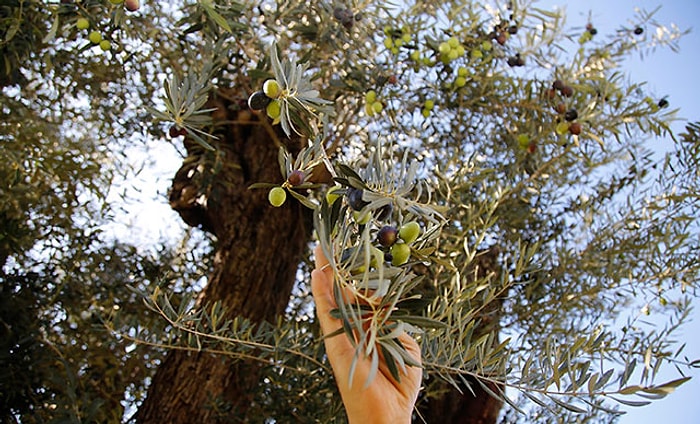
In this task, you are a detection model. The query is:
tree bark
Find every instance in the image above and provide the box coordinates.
[418,379,504,424]
[136,92,313,423]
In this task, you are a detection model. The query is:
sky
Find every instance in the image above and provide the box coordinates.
[108,0,700,421]
[536,1,700,422]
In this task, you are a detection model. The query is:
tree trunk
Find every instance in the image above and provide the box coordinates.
[418,380,504,424]
[136,92,313,423]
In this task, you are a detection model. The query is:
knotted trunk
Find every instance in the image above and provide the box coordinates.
[136,93,313,423]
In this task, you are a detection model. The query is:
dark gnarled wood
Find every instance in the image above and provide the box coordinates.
[136,93,312,423]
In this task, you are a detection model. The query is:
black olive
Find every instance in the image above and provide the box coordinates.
[248,91,271,111]
[377,226,398,247]
[346,187,369,211]
[564,108,578,122]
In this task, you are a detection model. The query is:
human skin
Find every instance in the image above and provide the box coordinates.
[311,245,422,424]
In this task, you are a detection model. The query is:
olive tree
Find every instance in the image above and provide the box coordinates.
[1,0,698,423]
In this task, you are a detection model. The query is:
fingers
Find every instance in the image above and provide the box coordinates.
[311,243,422,390]
[311,245,359,390]
[313,243,330,270]
[311,245,339,336]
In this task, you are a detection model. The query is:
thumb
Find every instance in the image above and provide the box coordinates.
[311,244,341,337]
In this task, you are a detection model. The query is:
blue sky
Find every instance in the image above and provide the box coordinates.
[538,1,700,422]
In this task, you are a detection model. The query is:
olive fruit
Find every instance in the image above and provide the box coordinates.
[365,90,377,104]
[333,7,346,20]
[88,30,102,44]
[496,32,507,46]
[287,170,305,186]
[125,0,139,11]
[658,98,669,108]
[564,108,578,122]
[634,27,644,35]
[399,221,421,243]
[552,79,565,91]
[248,91,271,111]
[375,202,393,221]
[507,54,525,67]
[99,40,111,51]
[377,226,398,247]
[353,210,371,225]
[325,185,342,205]
[76,18,90,30]
[263,79,280,98]
[266,100,281,119]
[333,7,354,28]
[569,122,582,135]
[346,187,369,211]
[560,85,574,97]
[517,134,530,149]
[169,125,187,138]
[390,243,411,266]
[555,121,570,135]
[268,187,287,207]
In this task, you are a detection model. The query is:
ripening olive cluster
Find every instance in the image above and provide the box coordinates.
[76,18,112,52]
[74,0,139,53]
[333,7,362,30]
[375,21,525,122]
[248,79,283,121]
[437,36,466,63]
[546,79,583,137]
[376,222,421,266]
[364,90,383,117]
[327,186,423,268]
[644,96,670,112]
[383,25,412,55]
[516,78,585,154]
[579,23,598,44]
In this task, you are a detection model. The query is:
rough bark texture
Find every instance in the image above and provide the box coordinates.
[136,91,313,423]
[418,380,504,424]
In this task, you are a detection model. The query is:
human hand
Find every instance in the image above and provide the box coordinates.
[311,244,422,424]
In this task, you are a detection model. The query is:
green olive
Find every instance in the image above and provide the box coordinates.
[399,221,421,243]
[76,18,90,30]
[325,185,342,205]
[266,100,281,120]
[88,31,102,44]
[390,243,411,266]
[263,79,280,98]
[268,187,287,207]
